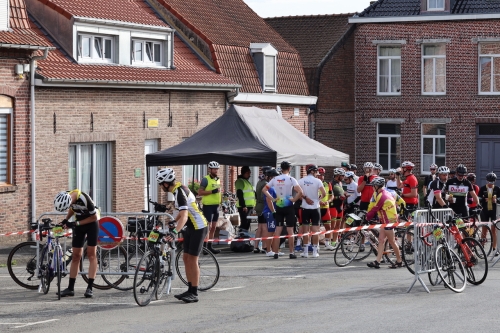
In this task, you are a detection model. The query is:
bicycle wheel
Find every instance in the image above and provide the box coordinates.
[334,232,360,267]
[175,247,220,291]
[98,246,128,290]
[473,225,493,257]
[108,244,145,291]
[156,252,171,300]
[434,244,466,293]
[401,226,415,274]
[133,250,158,307]
[55,250,61,300]
[7,241,43,290]
[457,237,488,285]
[382,229,404,266]
[40,248,52,294]
[354,231,374,261]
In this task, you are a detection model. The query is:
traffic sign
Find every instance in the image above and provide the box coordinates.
[98,216,124,250]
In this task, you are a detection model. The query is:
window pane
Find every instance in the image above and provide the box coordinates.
[428,0,436,8]
[424,45,445,56]
[379,137,388,153]
[494,57,500,92]
[134,42,142,61]
[480,57,492,92]
[104,39,112,59]
[379,154,388,169]
[69,145,77,190]
[478,124,500,135]
[435,58,446,92]
[82,36,91,58]
[423,58,434,92]
[265,55,276,88]
[0,115,7,183]
[154,44,161,63]
[379,59,389,92]
[390,137,398,154]
[95,144,108,211]
[422,123,445,135]
[436,137,446,155]
[145,42,153,62]
[94,37,102,59]
[378,123,400,135]
[423,154,434,169]
[480,43,500,55]
[423,137,434,154]
[379,46,400,57]
[436,155,445,167]
[391,59,401,93]
[79,145,92,196]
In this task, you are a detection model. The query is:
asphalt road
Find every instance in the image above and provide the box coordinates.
[1,245,500,333]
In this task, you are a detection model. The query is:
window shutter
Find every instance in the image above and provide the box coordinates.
[0,0,9,31]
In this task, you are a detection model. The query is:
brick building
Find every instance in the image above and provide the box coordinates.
[266,14,355,173]
[350,0,500,185]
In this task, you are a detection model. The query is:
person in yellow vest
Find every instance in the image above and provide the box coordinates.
[198,161,222,254]
[317,167,334,250]
[235,166,256,231]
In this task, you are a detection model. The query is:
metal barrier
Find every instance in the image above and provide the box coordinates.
[407,208,454,293]
[35,211,174,291]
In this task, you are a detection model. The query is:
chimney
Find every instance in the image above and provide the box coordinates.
[0,0,9,31]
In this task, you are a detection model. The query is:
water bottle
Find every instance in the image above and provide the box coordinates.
[63,248,73,266]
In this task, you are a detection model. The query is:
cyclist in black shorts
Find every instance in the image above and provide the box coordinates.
[479,172,500,255]
[426,166,450,209]
[54,190,99,298]
[444,164,480,217]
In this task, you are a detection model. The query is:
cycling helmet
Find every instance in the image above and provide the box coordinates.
[430,163,438,169]
[350,164,357,170]
[437,166,450,174]
[467,173,476,181]
[156,168,175,184]
[371,177,385,188]
[333,168,345,176]
[266,168,279,177]
[208,161,220,169]
[280,160,292,170]
[373,163,383,171]
[363,162,374,169]
[54,191,72,212]
[456,164,467,174]
[261,166,272,174]
[401,161,414,169]
[306,164,318,173]
[388,168,397,174]
[341,162,350,169]
[486,172,497,182]
[345,171,355,178]
[276,166,282,174]
[318,167,326,175]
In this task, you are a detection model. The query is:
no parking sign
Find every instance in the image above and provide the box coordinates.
[97,216,124,250]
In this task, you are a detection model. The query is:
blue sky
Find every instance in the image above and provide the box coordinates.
[243,0,373,17]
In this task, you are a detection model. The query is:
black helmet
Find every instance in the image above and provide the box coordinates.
[341,162,350,169]
[306,164,318,173]
[266,168,279,177]
[486,172,497,182]
[261,166,272,174]
[467,173,476,181]
[456,164,467,174]
[350,164,357,170]
[280,161,292,170]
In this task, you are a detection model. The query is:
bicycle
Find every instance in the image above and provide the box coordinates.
[460,207,493,256]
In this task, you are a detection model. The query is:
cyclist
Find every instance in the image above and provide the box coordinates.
[253,166,273,253]
[357,162,377,212]
[479,172,500,255]
[466,173,480,210]
[422,163,438,197]
[373,163,383,176]
[197,161,222,254]
[341,162,350,173]
[386,169,398,191]
[263,168,279,257]
[444,164,480,217]
[330,168,347,248]
[344,171,360,215]
[426,166,450,209]
[157,168,208,303]
[299,164,326,258]
[365,177,403,269]
[397,161,419,216]
[263,160,303,259]
[235,166,256,232]
[54,190,99,298]
[317,167,334,250]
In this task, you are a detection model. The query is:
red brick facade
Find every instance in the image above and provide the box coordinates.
[354,20,500,176]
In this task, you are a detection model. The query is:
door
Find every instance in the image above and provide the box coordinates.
[476,124,500,187]
[145,140,158,210]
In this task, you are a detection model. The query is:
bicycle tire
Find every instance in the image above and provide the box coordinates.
[473,225,493,257]
[80,247,126,290]
[348,230,370,261]
[401,226,415,275]
[133,250,158,307]
[434,244,466,293]
[40,247,51,294]
[334,232,360,267]
[108,244,144,291]
[99,246,129,290]
[382,229,404,266]
[175,247,220,291]
[155,252,171,300]
[457,237,488,285]
[7,241,43,290]
[55,250,61,300]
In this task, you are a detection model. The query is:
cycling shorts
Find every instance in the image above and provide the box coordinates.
[330,207,343,220]
[451,205,468,219]
[183,226,208,256]
[258,214,266,224]
[263,212,276,233]
[359,201,369,211]
[302,208,321,226]
[72,221,99,248]
[202,204,219,222]
[320,207,331,222]
[481,209,497,222]
[275,206,296,228]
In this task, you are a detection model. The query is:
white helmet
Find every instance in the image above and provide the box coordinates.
[389,169,397,174]
[156,168,175,184]
[54,191,72,212]
[363,162,374,169]
[345,171,355,178]
[430,163,438,169]
[401,161,415,169]
[208,161,220,169]
[437,166,450,174]
[334,168,345,176]
[373,163,383,171]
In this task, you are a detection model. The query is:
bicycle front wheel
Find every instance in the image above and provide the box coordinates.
[156,252,171,300]
[434,244,466,293]
[133,250,159,307]
[473,225,493,257]
[40,248,52,294]
[7,241,43,290]
[458,237,488,285]
[175,247,220,291]
[334,232,360,267]
[55,250,61,300]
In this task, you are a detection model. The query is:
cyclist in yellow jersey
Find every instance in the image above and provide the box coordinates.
[156,168,208,303]
[198,161,222,254]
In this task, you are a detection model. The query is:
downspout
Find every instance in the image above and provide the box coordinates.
[30,48,50,223]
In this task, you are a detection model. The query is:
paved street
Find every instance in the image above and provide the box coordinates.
[1,246,500,333]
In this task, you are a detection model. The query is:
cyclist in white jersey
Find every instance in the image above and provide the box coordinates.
[386,169,398,191]
[263,161,303,259]
[345,171,360,214]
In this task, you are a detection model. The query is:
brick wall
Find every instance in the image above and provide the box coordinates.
[0,51,33,238]
[354,21,500,176]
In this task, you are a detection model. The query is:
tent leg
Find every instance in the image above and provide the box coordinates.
[146,166,150,211]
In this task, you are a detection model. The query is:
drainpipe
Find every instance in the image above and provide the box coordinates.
[30,48,50,223]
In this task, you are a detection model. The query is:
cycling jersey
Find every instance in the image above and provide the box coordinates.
[346,181,360,204]
[254,179,268,215]
[331,180,345,210]
[386,189,406,208]
[402,174,419,205]
[479,185,500,211]
[423,174,436,189]
[68,189,97,221]
[468,184,480,209]
[366,189,398,224]
[262,187,276,214]
[386,179,398,191]
[319,181,332,208]
[358,175,377,203]
[445,178,473,209]
[299,174,323,209]
[427,179,446,208]
[171,182,207,230]
[266,174,299,208]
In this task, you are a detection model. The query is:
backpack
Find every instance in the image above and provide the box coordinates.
[230,231,254,252]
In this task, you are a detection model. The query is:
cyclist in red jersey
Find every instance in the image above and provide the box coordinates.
[357,162,377,211]
[467,173,480,209]
[397,161,419,216]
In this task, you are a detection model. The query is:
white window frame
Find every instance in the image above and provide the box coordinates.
[131,39,163,67]
[427,0,445,11]
[376,123,401,171]
[145,140,158,211]
[0,107,12,185]
[77,34,114,64]
[478,43,500,95]
[0,0,9,31]
[377,45,401,96]
[421,124,446,175]
[264,55,277,92]
[69,143,112,212]
[421,44,446,95]
[182,165,207,187]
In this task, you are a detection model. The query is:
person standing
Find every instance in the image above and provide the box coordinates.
[397,161,419,215]
[479,172,500,255]
[263,161,303,259]
[467,173,480,210]
[198,161,222,254]
[357,162,377,212]
[386,169,398,191]
[426,166,450,209]
[330,168,347,248]
[253,166,272,253]
[54,190,99,298]
[345,171,360,215]
[422,163,438,197]
[444,164,480,217]
[235,166,256,232]
[262,168,279,257]
[317,167,334,250]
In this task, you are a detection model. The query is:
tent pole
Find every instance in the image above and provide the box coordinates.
[146,166,150,211]
[192,165,195,195]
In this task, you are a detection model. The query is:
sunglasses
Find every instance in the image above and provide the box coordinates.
[457,173,465,177]
[430,168,436,170]
[488,181,495,184]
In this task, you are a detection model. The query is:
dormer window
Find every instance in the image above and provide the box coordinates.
[250,43,278,92]
[77,34,114,63]
[0,0,8,31]
[427,0,444,11]
[132,39,163,67]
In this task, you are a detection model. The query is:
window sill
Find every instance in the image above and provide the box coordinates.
[78,59,115,65]
[0,185,18,193]
[377,93,401,96]
[421,93,446,96]
[131,63,166,69]
[478,93,500,96]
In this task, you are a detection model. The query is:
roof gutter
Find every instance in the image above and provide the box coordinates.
[73,16,174,32]
[0,43,55,50]
[349,13,500,24]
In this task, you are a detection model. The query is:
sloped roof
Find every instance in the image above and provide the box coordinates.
[0,0,53,47]
[265,14,352,68]
[34,0,169,27]
[156,0,310,95]
[358,0,500,18]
